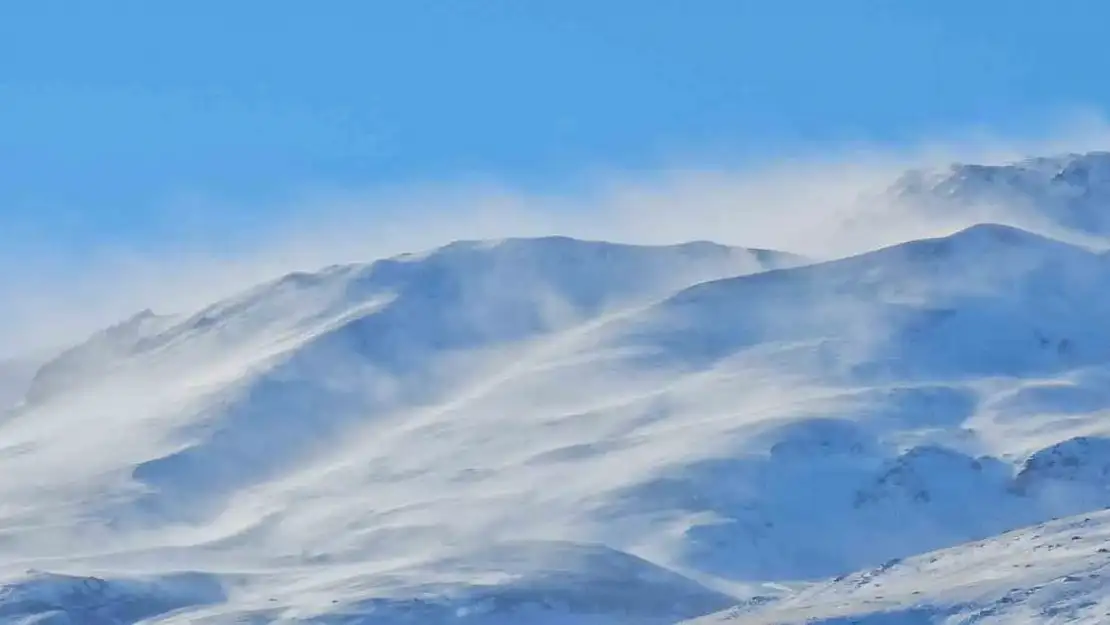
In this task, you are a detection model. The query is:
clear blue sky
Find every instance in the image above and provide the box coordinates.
[4,1,1110,253]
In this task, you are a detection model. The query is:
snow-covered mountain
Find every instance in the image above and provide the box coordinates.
[6,153,1110,624]
[884,151,1110,242]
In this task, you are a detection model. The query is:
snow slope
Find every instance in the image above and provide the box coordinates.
[0,237,801,624]
[683,508,1110,624]
[614,223,1110,380]
[6,155,1110,624]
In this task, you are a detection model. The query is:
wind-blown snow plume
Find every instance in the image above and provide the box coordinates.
[5,121,1110,358]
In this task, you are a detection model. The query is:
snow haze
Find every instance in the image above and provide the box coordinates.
[6,121,1110,359]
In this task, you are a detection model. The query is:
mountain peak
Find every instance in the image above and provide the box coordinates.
[889,150,1110,236]
[893,150,1110,195]
[893,222,1081,259]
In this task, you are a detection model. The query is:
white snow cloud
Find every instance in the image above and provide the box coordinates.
[3,114,1110,358]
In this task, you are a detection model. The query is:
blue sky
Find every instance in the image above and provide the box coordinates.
[4,1,1110,255]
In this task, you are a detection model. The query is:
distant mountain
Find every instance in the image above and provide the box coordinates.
[889,151,1110,239]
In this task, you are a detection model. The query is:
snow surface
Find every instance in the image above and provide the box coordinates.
[682,509,1110,624]
[7,153,1110,623]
